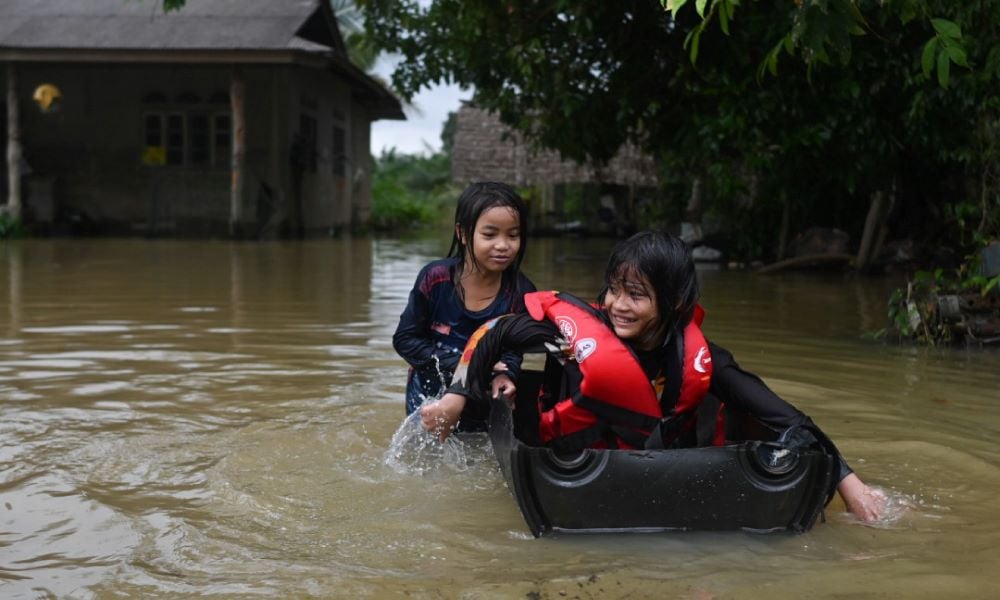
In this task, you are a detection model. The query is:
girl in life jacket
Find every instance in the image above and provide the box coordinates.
[420,231,887,523]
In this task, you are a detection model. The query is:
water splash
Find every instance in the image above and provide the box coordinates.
[872,487,920,526]
[839,486,915,529]
[384,410,471,475]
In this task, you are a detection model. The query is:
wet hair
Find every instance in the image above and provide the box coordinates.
[597,231,700,344]
[447,181,528,278]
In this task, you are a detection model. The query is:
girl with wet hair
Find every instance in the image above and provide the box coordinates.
[392,181,535,429]
[422,230,886,522]
[598,230,699,349]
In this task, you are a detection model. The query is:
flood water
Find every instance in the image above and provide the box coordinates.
[2,237,999,599]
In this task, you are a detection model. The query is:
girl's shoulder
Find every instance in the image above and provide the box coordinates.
[502,271,537,312]
[416,257,460,296]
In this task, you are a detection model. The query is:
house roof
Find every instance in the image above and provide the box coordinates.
[0,0,340,51]
[0,0,404,120]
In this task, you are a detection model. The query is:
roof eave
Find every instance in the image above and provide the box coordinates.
[328,55,405,121]
[0,47,330,66]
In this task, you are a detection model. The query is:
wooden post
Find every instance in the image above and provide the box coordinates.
[856,190,887,272]
[683,177,703,242]
[5,64,22,220]
[777,191,791,261]
[229,68,246,237]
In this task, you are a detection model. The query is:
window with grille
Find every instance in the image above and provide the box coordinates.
[142,90,230,167]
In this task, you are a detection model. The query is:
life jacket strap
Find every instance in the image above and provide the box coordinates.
[572,390,661,431]
[545,425,610,454]
[644,412,697,450]
[608,425,650,449]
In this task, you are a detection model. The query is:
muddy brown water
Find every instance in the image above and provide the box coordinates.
[2,237,999,599]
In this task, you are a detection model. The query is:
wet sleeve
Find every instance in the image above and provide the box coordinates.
[391,267,442,370]
[448,314,558,421]
[495,273,539,383]
[708,342,854,481]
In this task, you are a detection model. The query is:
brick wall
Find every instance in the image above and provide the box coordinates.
[451,106,657,187]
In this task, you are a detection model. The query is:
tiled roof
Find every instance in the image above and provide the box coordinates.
[0,0,332,52]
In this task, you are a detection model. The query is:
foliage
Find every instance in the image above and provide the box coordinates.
[370,150,459,231]
[661,1,970,88]
[880,262,1000,345]
[330,0,380,71]
[360,0,998,262]
[439,111,458,156]
[0,213,26,239]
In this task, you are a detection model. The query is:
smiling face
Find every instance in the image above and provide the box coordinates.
[602,266,663,350]
[463,206,522,275]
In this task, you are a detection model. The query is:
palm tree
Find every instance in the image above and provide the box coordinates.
[331,0,379,72]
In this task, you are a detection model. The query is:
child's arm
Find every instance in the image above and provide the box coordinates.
[421,392,468,442]
[708,342,886,522]
[392,267,453,371]
[422,313,557,440]
[837,472,887,522]
[490,273,539,396]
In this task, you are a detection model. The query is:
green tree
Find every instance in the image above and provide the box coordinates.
[662,1,972,88]
[370,150,459,230]
[360,0,997,261]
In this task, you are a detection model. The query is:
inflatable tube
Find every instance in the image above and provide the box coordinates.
[488,370,838,536]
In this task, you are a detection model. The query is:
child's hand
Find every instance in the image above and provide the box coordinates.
[419,393,467,442]
[491,361,516,406]
[491,374,516,407]
[837,473,887,523]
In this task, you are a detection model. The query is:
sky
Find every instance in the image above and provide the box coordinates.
[369,55,473,157]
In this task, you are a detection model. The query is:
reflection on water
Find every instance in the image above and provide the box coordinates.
[1,237,1000,599]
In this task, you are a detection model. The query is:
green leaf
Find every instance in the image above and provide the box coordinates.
[695,0,708,18]
[945,43,969,68]
[937,47,951,87]
[719,2,730,35]
[899,1,918,24]
[931,18,961,40]
[756,38,785,81]
[690,26,703,63]
[664,0,690,13]
[983,276,1000,297]
[685,21,707,64]
[921,38,937,79]
[727,0,739,18]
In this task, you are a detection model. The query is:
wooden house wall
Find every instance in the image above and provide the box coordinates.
[14,62,369,236]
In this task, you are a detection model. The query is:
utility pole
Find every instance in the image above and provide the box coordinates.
[5,64,22,220]
[229,67,246,237]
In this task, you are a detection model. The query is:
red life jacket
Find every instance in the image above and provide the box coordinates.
[524,291,716,451]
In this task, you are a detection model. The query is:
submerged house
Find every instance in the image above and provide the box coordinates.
[1,0,403,237]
